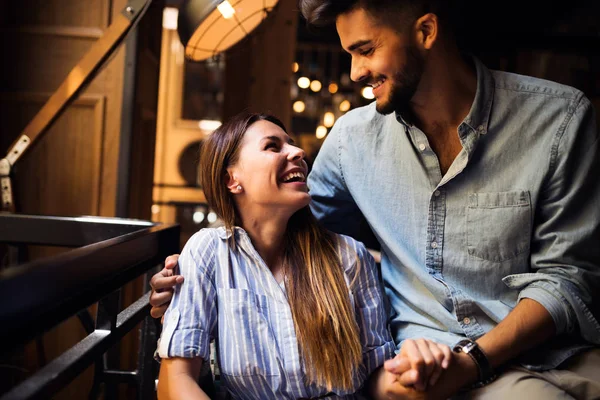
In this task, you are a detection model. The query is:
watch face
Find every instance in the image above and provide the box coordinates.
[453,339,477,353]
[464,341,477,353]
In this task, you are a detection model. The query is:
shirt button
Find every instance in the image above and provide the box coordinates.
[463,317,471,325]
[431,241,438,249]
[419,143,426,151]
[434,190,441,197]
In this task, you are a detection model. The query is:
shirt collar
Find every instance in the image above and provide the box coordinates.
[462,56,495,135]
[216,225,235,239]
[215,225,250,243]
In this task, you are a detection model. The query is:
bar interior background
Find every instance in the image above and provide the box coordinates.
[0,0,598,398]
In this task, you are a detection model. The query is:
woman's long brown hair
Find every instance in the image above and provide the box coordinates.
[199,112,362,391]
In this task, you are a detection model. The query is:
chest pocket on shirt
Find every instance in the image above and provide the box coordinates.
[467,191,531,262]
[217,288,281,377]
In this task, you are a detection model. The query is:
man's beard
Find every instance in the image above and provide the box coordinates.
[375,45,424,116]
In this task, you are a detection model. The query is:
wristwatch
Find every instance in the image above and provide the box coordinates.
[452,339,497,388]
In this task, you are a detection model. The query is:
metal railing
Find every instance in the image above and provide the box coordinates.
[0,213,179,400]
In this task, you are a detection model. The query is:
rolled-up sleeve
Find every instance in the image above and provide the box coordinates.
[503,95,600,344]
[157,229,218,360]
[348,240,395,380]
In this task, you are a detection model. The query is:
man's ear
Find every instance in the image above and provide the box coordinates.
[414,13,438,50]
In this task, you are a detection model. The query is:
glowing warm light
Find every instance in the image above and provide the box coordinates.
[293,100,305,113]
[310,80,322,92]
[339,100,351,112]
[361,86,374,99]
[207,212,218,223]
[198,120,222,130]
[323,112,335,128]
[193,211,205,224]
[151,205,160,214]
[162,7,178,30]
[297,77,310,89]
[316,125,328,139]
[328,83,338,94]
[292,62,299,73]
[217,0,236,19]
[183,0,278,61]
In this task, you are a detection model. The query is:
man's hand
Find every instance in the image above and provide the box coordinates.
[371,339,453,399]
[149,254,182,319]
[385,339,452,391]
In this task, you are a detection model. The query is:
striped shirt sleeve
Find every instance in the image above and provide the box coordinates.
[346,238,396,379]
[157,229,218,360]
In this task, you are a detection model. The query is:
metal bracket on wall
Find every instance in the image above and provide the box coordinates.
[0,158,14,212]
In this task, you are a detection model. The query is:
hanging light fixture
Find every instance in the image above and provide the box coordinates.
[178,0,279,61]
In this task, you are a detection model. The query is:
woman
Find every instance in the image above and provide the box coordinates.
[156,112,451,399]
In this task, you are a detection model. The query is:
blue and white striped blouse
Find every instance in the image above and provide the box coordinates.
[157,226,395,399]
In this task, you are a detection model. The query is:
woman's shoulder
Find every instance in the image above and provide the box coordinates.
[332,232,367,252]
[185,226,224,246]
[331,233,372,270]
[182,227,229,264]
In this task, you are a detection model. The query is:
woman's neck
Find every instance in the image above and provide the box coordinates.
[238,212,288,279]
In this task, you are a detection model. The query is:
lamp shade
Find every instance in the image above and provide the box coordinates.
[178,0,279,61]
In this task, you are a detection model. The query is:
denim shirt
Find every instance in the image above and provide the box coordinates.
[308,56,600,370]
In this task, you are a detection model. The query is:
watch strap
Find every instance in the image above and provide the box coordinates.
[452,339,496,387]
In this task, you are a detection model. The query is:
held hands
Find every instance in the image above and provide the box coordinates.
[149,254,182,319]
[375,339,453,399]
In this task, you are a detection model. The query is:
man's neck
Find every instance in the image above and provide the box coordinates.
[409,52,477,136]
[406,52,477,175]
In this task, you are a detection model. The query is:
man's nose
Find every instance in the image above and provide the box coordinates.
[350,57,368,82]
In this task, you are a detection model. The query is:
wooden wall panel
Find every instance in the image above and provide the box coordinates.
[0,0,159,398]
[2,0,108,28]
[0,94,105,215]
[1,32,103,94]
[0,0,127,219]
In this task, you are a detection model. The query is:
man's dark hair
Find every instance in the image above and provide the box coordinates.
[299,0,454,34]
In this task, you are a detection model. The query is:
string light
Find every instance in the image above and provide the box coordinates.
[297,77,310,89]
[361,86,374,99]
[339,100,351,112]
[310,80,322,92]
[293,100,306,113]
[323,112,335,128]
[316,125,328,139]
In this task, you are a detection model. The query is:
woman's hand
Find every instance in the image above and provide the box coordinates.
[385,339,453,391]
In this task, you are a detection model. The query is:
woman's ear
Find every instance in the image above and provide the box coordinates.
[225,171,242,194]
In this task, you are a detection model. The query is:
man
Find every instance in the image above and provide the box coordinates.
[150,0,600,397]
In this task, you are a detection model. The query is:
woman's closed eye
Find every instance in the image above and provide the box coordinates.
[264,142,280,151]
